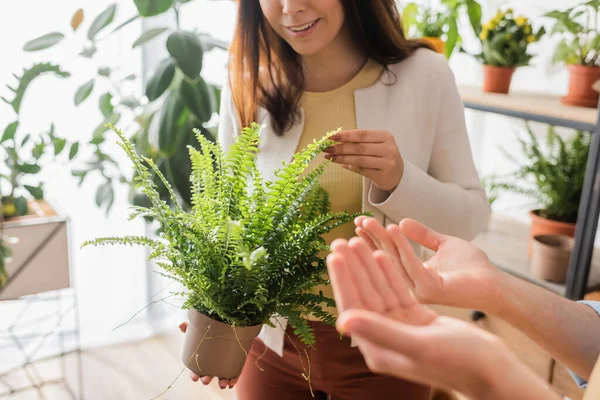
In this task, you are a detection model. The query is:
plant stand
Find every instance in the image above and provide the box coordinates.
[0,206,83,398]
[0,289,83,399]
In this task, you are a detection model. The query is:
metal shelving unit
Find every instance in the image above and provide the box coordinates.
[460,86,600,300]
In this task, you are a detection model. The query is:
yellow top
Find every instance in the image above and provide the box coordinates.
[296,59,384,319]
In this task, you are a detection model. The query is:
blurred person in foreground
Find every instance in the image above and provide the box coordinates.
[324,217,600,399]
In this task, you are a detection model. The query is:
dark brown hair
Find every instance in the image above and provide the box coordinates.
[229,0,433,136]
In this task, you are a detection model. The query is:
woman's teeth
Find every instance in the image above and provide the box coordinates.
[290,20,317,32]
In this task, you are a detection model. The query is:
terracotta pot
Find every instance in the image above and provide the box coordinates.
[181,310,262,379]
[531,235,574,283]
[561,65,600,108]
[423,37,445,55]
[528,210,576,256]
[483,65,516,94]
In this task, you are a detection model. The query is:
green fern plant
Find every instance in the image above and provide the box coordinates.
[81,123,362,345]
[501,124,590,223]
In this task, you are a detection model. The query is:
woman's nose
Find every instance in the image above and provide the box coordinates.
[282,0,307,16]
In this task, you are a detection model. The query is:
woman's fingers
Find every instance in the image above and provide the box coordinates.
[372,250,418,308]
[325,154,386,170]
[189,371,200,382]
[326,249,364,313]
[337,309,423,358]
[324,142,388,156]
[349,237,401,312]
[330,129,388,143]
[330,239,384,313]
[355,226,378,251]
[387,225,430,287]
[363,218,401,264]
[201,376,212,385]
[399,219,447,251]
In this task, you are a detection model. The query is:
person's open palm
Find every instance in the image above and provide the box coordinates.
[328,237,436,327]
[354,217,500,310]
[326,233,558,400]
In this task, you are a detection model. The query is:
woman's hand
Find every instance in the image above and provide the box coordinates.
[178,322,239,389]
[327,237,561,400]
[354,216,503,312]
[324,130,404,191]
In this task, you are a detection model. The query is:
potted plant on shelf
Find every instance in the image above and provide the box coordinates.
[0,63,77,299]
[544,1,600,108]
[501,124,590,257]
[530,234,574,283]
[402,0,482,58]
[1,64,78,220]
[473,9,545,93]
[81,124,362,382]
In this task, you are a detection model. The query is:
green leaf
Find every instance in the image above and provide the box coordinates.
[3,63,70,114]
[122,74,137,81]
[1,121,18,143]
[179,77,214,122]
[21,134,31,147]
[99,93,114,117]
[466,0,482,34]
[120,96,139,109]
[402,3,419,36]
[158,92,186,155]
[88,4,117,40]
[132,27,169,48]
[14,197,28,216]
[69,142,80,160]
[145,59,175,101]
[134,0,174,17]
[166,31,204,79]
[74,79,95,106]
[80,44,97,58]
[32,141,46,159]
[92,113,121,143]
[24,185,44,200]
[95,181,115,210]
[98,66,112,77]
[445,16,459,58]
[23,32,65,51]
[17,163,41,174]
[54,138,67,155]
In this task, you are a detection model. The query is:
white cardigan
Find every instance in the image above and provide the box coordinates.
[217,48,490,356]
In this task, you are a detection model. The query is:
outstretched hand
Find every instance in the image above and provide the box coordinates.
[326,233,560,400]
[354,216,501,311]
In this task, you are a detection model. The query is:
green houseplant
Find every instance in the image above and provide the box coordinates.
[22,0,225,214]
[82,123,362,382]
[1,63,78,219]
[402,0,482,58]
[473,9,545,93]
[501,124,590,253]
[544,1,600,108]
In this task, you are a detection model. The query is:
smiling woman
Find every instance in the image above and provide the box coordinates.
[180,0,490,398]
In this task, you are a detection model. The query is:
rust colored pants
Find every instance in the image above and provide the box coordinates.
[235,321,431,400]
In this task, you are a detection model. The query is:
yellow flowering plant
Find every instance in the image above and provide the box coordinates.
[474,9,546,67]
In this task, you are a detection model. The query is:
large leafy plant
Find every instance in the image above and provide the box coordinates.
[474,9,545,67]
[402,0,482,58]
[23,0,227,214]
[1,63,79,219]
[82,124,361,345]
[501,124,590,223]
[544,1,600,67]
